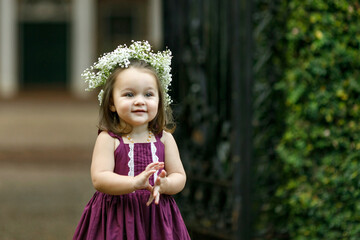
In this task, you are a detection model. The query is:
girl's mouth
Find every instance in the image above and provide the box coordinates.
[133,109,146,113]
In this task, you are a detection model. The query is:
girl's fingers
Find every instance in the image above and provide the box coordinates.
[153,185,160,198]
[146,162,164,170]
[145,162,164,171]
[146,194,154,206]
[144,169,157,179]
[153,186,160,204]
[144,166,164,185]
[135,162,165,192]
[145,162,157,170]
[144,162,165,206]
[145,184,153,192]
[155,192,160,205]
[159,169,167,178]
[147,186,161,206]
[147,192,160,206]
[155,170,166,185]
[134,169,156,190]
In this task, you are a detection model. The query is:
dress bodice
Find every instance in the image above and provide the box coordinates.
[107,131,165,185]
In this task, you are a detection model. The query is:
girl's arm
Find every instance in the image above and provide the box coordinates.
[159,131,187,195]
[91,131,163,195]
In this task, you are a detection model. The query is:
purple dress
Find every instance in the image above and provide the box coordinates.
[73,131,190,240]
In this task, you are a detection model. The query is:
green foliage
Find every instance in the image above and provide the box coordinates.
[252,0,289,237]
[264,0,360,239]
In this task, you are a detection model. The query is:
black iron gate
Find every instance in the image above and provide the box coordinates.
[163,0,253,239]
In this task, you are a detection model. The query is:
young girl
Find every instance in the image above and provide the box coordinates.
[73,41,190,240]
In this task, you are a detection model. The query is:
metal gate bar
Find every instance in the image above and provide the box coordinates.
[163,1,253,239]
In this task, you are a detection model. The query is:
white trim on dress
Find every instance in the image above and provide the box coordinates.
[150,141,159,182]
[128,143,134,176]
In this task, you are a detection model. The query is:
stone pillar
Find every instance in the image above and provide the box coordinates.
[0,0,17,98]
[71,0,96,98]
[148,0,163,49]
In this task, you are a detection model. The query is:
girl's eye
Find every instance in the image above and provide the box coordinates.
[124,92,134,97]
[145,92,154,97]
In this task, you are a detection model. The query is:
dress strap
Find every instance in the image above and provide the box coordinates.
[105,130,124,144]
[155,130,163,142]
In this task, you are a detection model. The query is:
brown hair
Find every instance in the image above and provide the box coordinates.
[98,59,175,136]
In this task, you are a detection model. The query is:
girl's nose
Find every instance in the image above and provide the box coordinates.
[134,96,145,105]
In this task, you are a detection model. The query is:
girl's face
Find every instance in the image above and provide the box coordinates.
[110,67,159,128]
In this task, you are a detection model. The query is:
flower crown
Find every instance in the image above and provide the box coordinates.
[82,40,173,106]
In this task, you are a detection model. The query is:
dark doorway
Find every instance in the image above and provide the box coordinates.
[20,22,68,90]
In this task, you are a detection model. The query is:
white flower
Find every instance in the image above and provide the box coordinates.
[98,89,104,105]
[82,41,173,106]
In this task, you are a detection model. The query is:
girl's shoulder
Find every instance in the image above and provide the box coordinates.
[98,130,112,138]
[160,130,176,144]
[97,130,121,149]
[97,130,116,143]
[98,130,122,140]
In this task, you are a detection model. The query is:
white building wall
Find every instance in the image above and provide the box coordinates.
[71,0,96,98]
[148,0,163,49]
[0,0,18,98]
[0,0,161,99]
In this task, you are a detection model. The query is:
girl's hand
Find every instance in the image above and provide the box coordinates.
[134,162,164,191]
[146,169,167,206]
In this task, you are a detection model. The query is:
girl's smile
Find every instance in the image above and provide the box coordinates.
[110,67,159,128]
[132,108,147,113]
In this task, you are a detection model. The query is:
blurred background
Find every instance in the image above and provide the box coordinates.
[1,0,359,240]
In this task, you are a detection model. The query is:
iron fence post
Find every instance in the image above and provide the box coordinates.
[230,0,253,239]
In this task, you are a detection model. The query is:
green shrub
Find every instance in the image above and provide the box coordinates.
[272,1,360,239]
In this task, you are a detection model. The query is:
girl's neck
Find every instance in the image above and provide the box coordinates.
[126,125,153,143]
[119,121,148,135]
[130,124,149,135]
